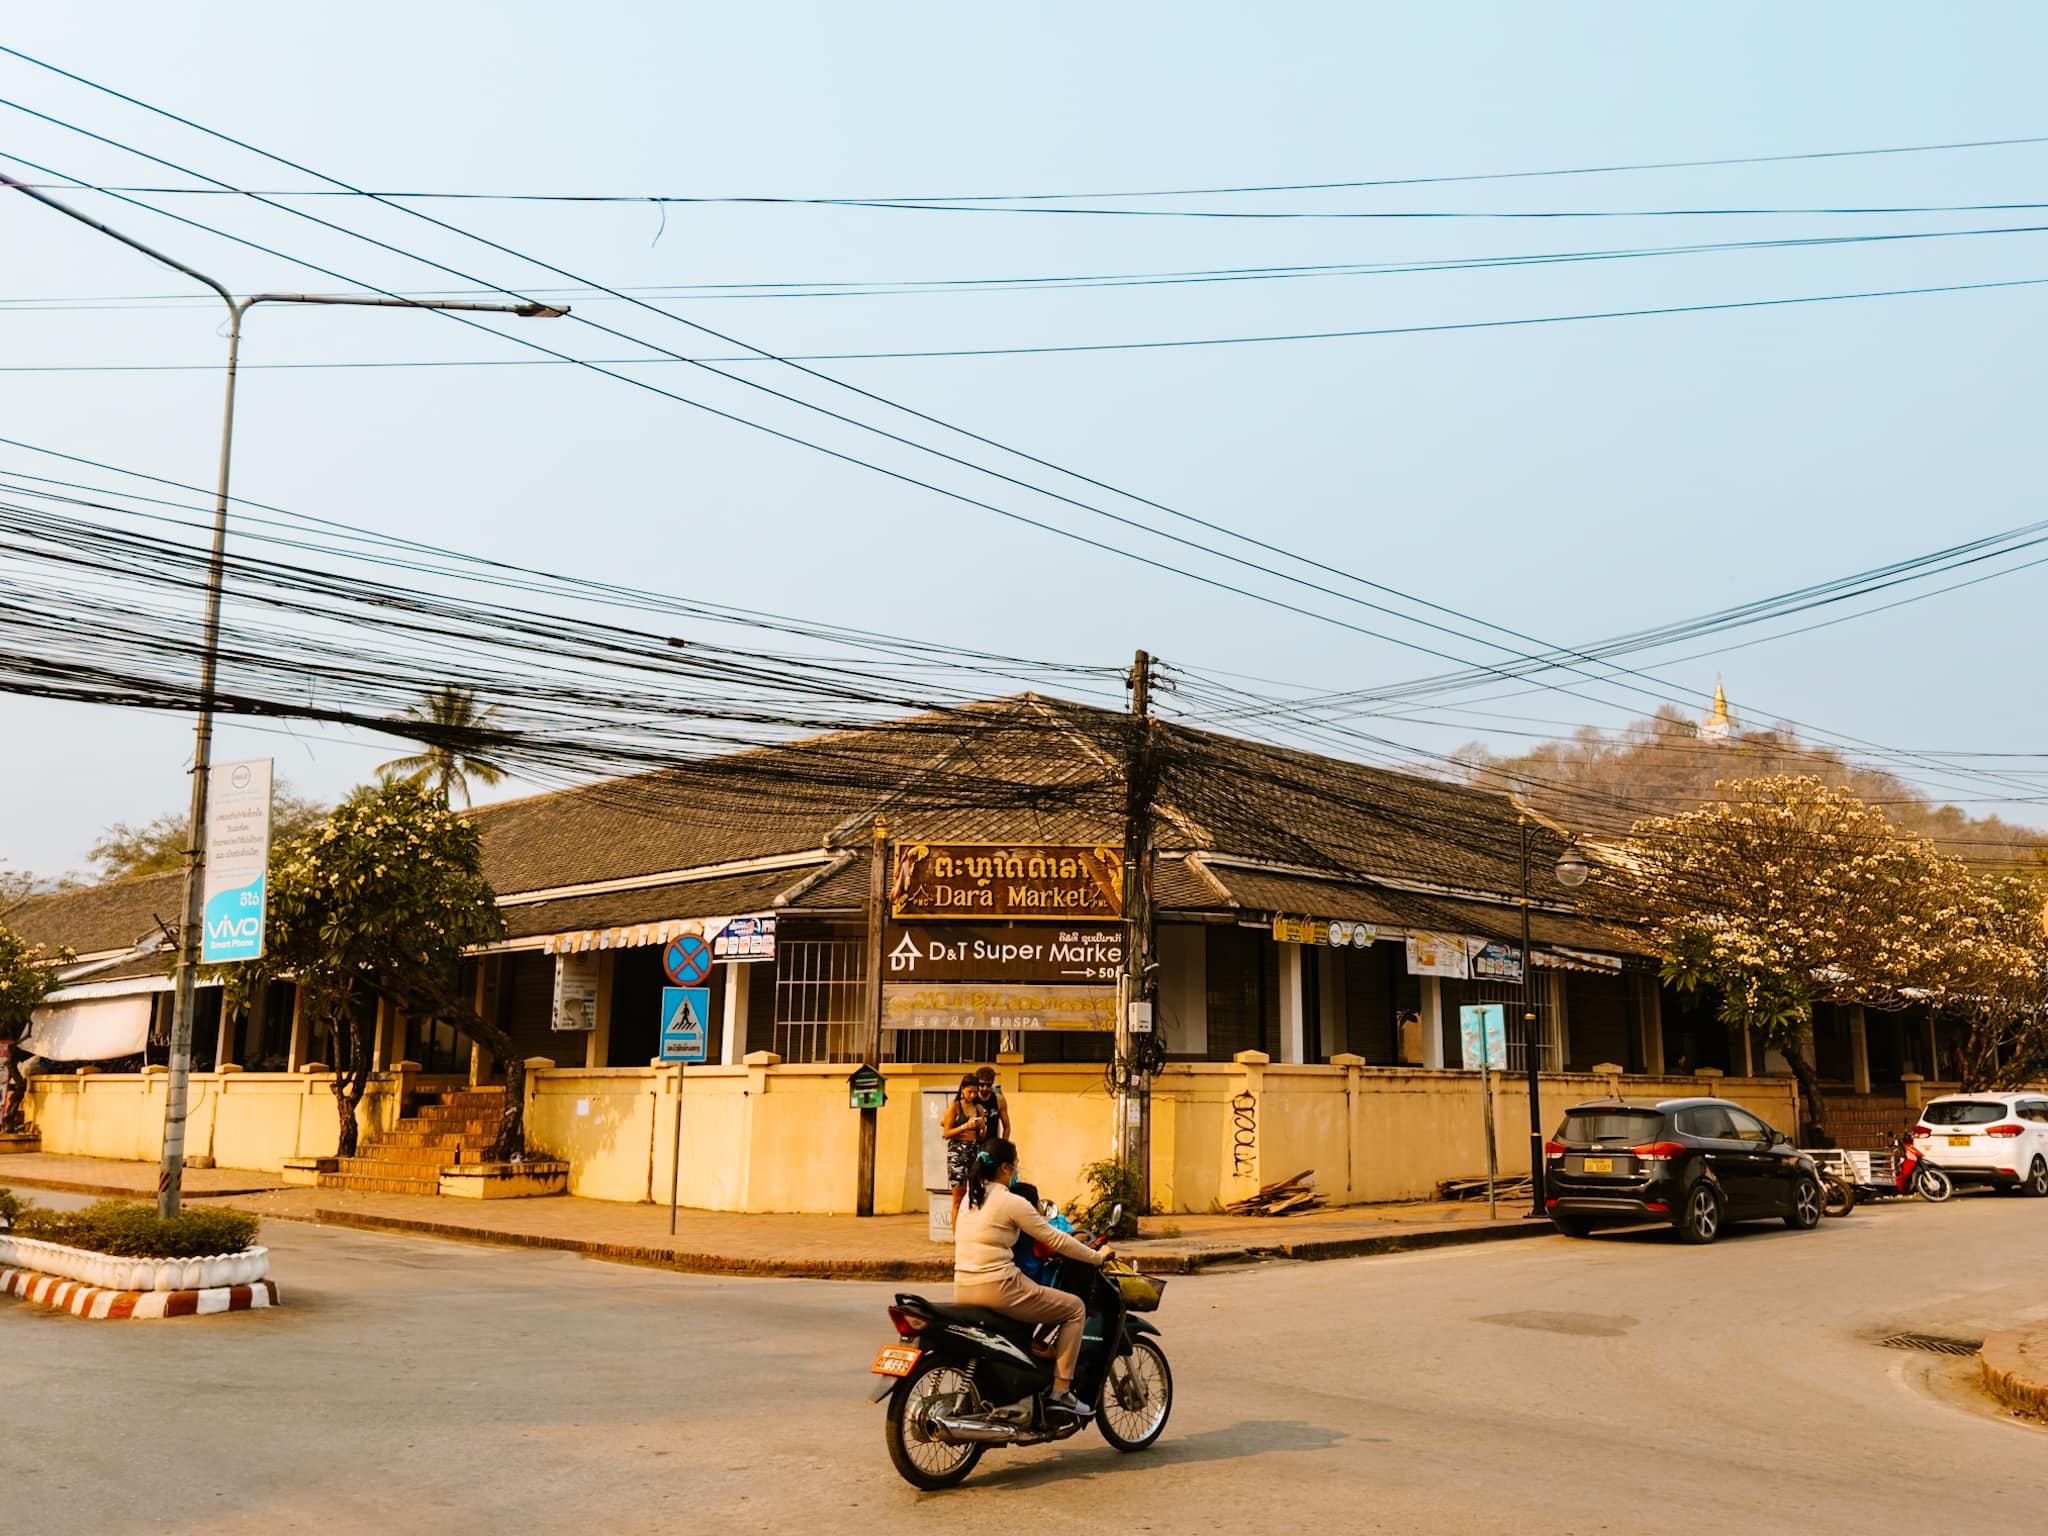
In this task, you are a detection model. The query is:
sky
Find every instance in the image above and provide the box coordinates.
[6,2,2048,879]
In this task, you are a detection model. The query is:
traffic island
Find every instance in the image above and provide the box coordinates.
[1980,1329,2048,1423]
[0,1188,277,1319]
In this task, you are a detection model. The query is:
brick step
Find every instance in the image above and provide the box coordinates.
[330,1156,455,1181]
[415,1089,504,1109]
[317,1172,441,1197]
[371,1132,494,1155]
[407,1114,500,1134]
[350,1144,471,1168]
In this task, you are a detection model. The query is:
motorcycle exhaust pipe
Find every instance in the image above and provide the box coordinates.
[927,1413,1028,1445]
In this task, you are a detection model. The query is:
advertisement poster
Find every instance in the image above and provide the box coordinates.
[200,758,272,964]
[1404,932,1470,978]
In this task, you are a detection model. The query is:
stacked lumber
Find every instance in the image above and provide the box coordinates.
[1438,1174,1533,1203]
[1222,1170,1324,1216]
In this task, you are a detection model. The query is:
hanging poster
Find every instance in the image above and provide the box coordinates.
[551,952,600,1031]
[200,757,273,964]
[1405,932,1471,978]
[1467,940,1524,982]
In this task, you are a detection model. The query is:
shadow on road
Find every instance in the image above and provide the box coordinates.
[965,1419,1352,1491]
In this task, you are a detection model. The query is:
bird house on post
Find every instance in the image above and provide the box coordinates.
[848,1064,887,1112]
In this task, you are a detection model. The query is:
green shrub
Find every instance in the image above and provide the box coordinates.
[12,1199,259,1258]
[0,1186,30,1226]
[1064,1157,1142,1240]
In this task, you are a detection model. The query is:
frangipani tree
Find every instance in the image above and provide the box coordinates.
[1623,775,2007,1137]
[225,779,518,1158]
[0,924,70,1132]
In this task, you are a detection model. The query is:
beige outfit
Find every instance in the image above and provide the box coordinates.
[952,1183,1103,1382]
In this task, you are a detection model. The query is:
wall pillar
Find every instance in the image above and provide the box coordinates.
[586,952,615,1070]
[1846,1004,1871,1096]
[1277,943,1305,1064]
[1331,1051,1364,1201]
[721,962,751,1066]
[1420,976,1446,1069]
[1634,974,1664,1076]
[285,986,309,1072]
[1224,1050,1267,1203]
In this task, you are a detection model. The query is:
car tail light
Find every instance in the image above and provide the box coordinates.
[1999,1169,2019,1179]
[886,1306,930,1338]
[1986,1124,2025,1138]
[1544,1140,1566,1158]
[1632,1141,1686,1161]
[1912,1125,1931,1138]
[1544,1198,1557,1209]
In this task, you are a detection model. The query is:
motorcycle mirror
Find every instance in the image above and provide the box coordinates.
[1109,1203,1124,1231]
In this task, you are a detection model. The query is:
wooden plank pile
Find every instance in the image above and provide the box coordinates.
[1222,1170,1323,1217]
[1438,1173,1533,1203]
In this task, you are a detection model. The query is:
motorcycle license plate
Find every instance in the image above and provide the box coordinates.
[1583,1157,1613,1174]
[1947,1136,1971,1147]
[871,1345,920,1377]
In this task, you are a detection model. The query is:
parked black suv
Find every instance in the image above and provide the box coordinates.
[1545,1097,1822,1244]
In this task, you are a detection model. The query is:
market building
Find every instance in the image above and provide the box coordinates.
[17,693,1950,1215]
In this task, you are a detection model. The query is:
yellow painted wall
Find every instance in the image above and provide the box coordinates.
[31,1061,1802,1214]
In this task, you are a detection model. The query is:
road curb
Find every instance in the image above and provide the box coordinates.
[0,1172,288,1200]
[1980,1330,2048,1422]
[1,1265,281,1319]
[244,1204,1550,1282]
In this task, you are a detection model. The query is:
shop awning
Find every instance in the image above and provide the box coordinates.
[25,994,152,1062]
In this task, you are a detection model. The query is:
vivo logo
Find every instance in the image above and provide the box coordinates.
[208,916,263,942]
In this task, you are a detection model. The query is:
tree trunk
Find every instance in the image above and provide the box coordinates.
[329,1007,370,1158]
[1785,1049,1829,1143]
[0,1029,27,1134]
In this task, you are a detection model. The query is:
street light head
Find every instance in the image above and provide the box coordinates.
[1553,843,1592,888]
[515,303,571,318]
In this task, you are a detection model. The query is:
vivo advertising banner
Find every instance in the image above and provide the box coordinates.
[200,757,273,964]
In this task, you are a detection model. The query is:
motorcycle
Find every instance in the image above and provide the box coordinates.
[868,1207,1174,1490]
[1891,1131,1954,1203]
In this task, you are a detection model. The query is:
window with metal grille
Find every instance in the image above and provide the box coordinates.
[773,936,868,1063]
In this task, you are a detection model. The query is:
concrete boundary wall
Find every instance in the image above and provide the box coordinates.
[29,1060,1799,1216]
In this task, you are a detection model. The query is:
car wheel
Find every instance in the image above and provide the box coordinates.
[2024,1157,2048,1198]
[1551,1217,1591,1239]
[1784,1176,1822,1230]
[1677,1183,1722,1245]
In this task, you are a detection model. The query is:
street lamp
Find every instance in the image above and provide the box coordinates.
[2,176,566,1214]
[1520,817,1591,1219]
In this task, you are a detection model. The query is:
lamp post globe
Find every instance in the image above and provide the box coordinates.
[1553,845,1592,888]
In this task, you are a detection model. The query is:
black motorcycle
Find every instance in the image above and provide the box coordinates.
[868,1215,1173,1490]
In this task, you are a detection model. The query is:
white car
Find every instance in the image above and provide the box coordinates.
[1912,1092,2048,1196]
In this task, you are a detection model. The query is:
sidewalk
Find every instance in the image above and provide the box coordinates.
[0,1152,1548,1281]
[1980,1326,2048,1423]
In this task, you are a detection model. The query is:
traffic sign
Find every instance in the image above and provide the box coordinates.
[663,933,713,987]
[660,987,710,1063]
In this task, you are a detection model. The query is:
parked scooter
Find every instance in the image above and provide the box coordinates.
[868,1206,1173,1490]
[1890,1131,1955,1202]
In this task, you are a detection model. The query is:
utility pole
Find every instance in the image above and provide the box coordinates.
[1119,650,1158,1212]
[1521,816,1544,1219]
[1,176,565,1215]
[857,816,888,1217]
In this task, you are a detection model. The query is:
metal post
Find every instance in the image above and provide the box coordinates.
[4,173,564,1215]
[668,1061,685,1235]
[1521,817,1545,1219]
[856,818,887,1218]
[1120,650,1155,1213]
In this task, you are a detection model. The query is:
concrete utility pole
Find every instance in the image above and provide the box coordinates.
[1118,650,1158,1212]
[1,175,565,1215]
[857,816,888,1218]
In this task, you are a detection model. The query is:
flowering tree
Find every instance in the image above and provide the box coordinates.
[1926,872,2048,1090]
[226,779,517,1158]
[0,924,70,1132]
[1623,775,2004,1137]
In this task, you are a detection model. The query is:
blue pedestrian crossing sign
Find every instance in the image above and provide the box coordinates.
[661,987,710,1063]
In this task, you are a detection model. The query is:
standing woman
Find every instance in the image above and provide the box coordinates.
[942,1073,993,1224]
[954,1137,1111,1417]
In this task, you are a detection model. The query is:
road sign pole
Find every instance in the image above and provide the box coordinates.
[669,1060,685,1236]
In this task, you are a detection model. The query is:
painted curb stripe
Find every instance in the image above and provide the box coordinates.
[0,1266,279,1320]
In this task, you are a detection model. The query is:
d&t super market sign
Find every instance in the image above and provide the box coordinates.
[888,843,1123,922]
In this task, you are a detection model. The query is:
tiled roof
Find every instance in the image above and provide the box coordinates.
[1,871,183,958]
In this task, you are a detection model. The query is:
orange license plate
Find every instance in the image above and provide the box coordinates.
[871,1345,921,1377]
[1583,1157,1613,1173]
[1948,1135,1971,1147]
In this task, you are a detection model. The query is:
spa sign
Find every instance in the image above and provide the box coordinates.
[888,842,1123,922]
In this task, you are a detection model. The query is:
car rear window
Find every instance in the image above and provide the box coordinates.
[1923,1101,2009,1126]
[1560,1110,1664,1143]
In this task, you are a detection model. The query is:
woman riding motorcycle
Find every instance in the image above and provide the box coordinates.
[952,1137,1112,1417]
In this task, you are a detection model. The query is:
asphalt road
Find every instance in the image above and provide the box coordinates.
[3,1191,2044,1535]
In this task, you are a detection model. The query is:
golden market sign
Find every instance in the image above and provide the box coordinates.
[889,842,1123,922]
[883,984,1117,1033]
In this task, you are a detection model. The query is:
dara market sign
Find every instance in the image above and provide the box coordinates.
[888,842,1122,922]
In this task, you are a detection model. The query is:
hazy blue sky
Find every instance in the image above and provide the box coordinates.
[6,3,2048,877]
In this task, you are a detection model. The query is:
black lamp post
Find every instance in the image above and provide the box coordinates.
[1523,819,1591,1217]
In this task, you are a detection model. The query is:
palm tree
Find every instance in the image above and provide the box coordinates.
[378,686,509,808]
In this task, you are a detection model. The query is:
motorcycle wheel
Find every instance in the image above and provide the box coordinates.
[1821,1178,1857,1218]
[1916,1166,1954,1204]
[884,1356,985,1491]
[1096,1339,1174,1453]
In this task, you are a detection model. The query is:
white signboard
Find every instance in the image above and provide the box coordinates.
[200,757,273,964]
[1404,932,1471,979]
[552,952,601,1031]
